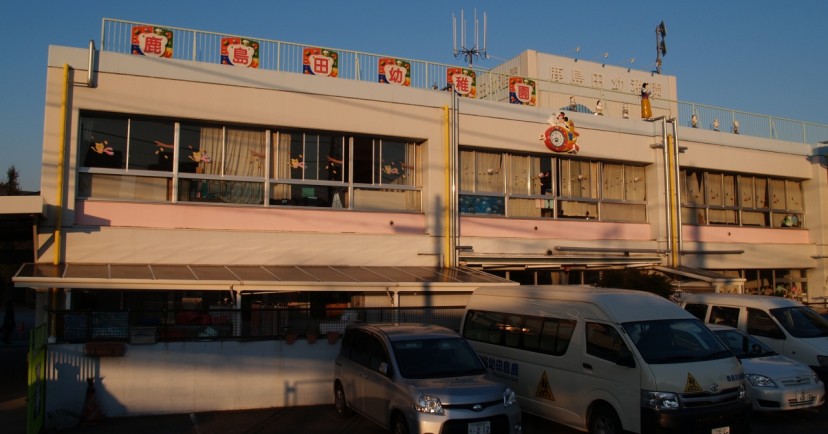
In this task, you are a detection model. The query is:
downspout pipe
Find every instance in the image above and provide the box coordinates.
[50,64,70,339]
[443,106,451,268]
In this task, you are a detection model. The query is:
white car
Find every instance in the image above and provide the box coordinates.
[708,324,825,411]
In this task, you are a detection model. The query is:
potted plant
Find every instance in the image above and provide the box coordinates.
[326,331,341,344]
[305,327,319,344]
[284,328,298,345]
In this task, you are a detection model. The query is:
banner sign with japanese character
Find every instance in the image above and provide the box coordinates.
[378,58,411,86]
[509,77,536,106]
[447,68,476,98]
[221,37,260,68]
[303,47,338,77]
[131,26,173,58]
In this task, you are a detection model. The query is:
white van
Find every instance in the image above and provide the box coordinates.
[461,285,751,434]
[681,293,828,382]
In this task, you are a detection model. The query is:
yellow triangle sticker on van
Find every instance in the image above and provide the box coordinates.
[684,373,703,393]
[536,371,555,401]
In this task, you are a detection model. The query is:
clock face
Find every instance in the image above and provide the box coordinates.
[550,129,565,147]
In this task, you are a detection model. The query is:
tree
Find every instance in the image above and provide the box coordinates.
[595,269,674,299]
[0,166,20,195]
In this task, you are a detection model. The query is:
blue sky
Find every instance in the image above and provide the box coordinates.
[2,0,827,191]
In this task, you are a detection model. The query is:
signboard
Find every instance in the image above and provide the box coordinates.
[303,47,338,77]
[447,67,476,98]
[378,58,411,86]
[131,26,173,58]
[221,37,260,68]
[509,76,536,106]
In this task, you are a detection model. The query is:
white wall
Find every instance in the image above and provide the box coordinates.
[46,340,340,428]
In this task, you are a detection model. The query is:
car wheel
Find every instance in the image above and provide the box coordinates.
[589,405,622,434]
[392,414,409,434]
[334,383,352,418]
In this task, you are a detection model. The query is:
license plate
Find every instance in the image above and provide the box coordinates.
[711,427,730,434]
[468,420,491,434]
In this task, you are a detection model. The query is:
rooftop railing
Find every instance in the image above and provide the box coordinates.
[101,18,828,146]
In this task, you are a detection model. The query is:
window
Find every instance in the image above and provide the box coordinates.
[77,112,422,211]
[462,310,575,356]
[586,322,631,364]
[709,306,739,327]
[683,303,708,321]
[746,308,785,339]
[79,113,176,201]
[681,168,803,228]
[178,124,266,204]
[459,148,646,222]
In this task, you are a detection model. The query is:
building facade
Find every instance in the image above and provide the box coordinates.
[10,20,828,425]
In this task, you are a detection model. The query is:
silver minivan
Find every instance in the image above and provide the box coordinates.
[333,323,522,434]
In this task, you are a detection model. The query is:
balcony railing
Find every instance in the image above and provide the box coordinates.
[100,18,828,146]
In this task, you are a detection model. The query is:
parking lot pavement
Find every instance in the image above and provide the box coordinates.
[55,403,828,434]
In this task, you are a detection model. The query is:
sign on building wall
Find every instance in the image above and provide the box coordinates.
[447,67,476,98]
[509,77,536,106]
[221,37,260,68]
[378,58,411,86]
[303,47,338,77]
[131,26,173,58]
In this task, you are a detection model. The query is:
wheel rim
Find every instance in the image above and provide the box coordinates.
[335,387,346,414]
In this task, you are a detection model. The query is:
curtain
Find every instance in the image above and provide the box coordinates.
[198,127,223,175]
[475,152,504,193]
[270,132,291,201]
[787,180,803,211]
[459,150,476,192]
[509,155,531,195]
[225,129,265,177]
[602,163,624,200]
[625,165,645,201]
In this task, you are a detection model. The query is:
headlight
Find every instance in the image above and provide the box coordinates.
[641,391,680,410]
[503,387,517,407]
[746,374,778,388]
[415,395,444,414]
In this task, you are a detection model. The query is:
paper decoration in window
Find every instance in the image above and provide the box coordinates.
[221,37,260,68]
[131,26,173,58]
[509,77,536,106]
[378,58,411,86]
[303,47,338,77]
[447,68,476,98]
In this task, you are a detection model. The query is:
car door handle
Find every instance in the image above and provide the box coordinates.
[582,363,593,370]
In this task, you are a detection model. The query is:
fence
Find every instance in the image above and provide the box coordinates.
[100,18,828,146]
[52,306,466,343]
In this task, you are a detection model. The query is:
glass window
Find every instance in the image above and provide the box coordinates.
[709,306,739,327]
[80,113,127,169]
[586,322,631,364]
[129,118,175,172]
[746,308,785,339]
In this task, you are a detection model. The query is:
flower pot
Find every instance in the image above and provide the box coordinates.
[284,331,298,345]
[327,331,341,344]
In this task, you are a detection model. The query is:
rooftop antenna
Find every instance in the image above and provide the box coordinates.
[655,20,667,74]
[453,9,487,68]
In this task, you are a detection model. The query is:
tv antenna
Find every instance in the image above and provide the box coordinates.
[453,9,487,68]
[655,21,667,74]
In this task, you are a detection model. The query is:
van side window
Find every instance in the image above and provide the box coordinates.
[463,309,575,356]
[710,306,739,327]
[684,303,708,321]
[747,308,785,339]
[586,322,630,364]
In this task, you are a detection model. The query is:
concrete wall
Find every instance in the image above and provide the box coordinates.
[47,340,340,424]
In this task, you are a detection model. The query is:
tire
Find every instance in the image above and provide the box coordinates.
[392,414,409,434]
[334,383,352,418]
[589,405,622,434]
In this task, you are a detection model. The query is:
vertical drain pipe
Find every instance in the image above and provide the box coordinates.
[443,106,451,268]
[51,64,70,338]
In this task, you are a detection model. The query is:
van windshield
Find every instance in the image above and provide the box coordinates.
[392,337,488,379]
[770,306,828,338]
[623,319,732,364]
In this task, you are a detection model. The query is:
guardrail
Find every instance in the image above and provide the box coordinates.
[100,18,828,146]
